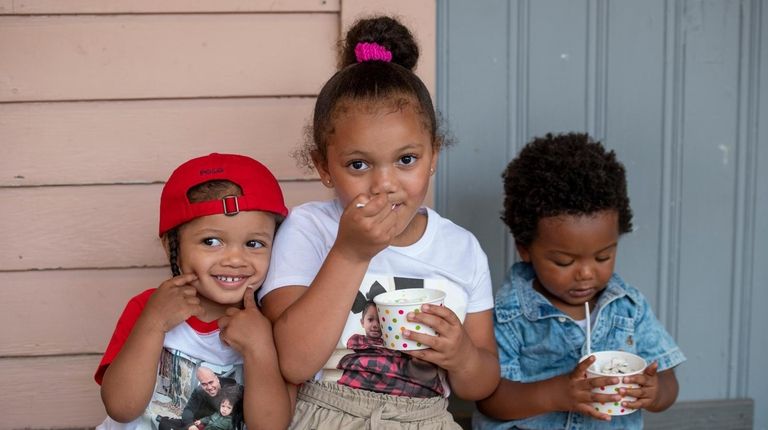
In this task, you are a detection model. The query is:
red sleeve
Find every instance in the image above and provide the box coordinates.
[94,288,156,385]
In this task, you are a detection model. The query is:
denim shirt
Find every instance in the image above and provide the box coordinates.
[473,263,685,430]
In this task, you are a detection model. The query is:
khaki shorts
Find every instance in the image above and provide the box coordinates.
[290,381,462,430]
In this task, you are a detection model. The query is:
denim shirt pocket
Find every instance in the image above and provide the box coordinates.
[603,315,637,353]
[516,320,577,380]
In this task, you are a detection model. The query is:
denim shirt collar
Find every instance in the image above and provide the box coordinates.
[498,262,638,322]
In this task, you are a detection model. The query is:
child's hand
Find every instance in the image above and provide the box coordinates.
[558,356,623,421]
[401,304,475,372]
[619,361,660,410]
[218,287,274,358]
[334,193,398,262]
[141,273,203,333]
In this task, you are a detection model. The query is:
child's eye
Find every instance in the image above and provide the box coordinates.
[553,260,574,267]
[246,240,265,249]
[596,255,612,263]
[202,237,223,247]
[398,154,417,165]
[348,160,369,171]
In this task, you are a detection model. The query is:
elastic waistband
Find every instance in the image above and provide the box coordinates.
[298,381,450,423]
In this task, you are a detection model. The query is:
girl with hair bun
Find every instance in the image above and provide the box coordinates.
[259,16,500,429]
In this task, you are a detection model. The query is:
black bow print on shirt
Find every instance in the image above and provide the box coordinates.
[350,277,424,314]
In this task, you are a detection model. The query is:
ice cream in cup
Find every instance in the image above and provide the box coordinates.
[373,288,446,351]
[583,350,647,416]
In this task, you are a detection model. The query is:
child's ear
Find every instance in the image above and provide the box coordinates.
[311,150,333,188]
[515,242,531,262]
[429,149,439,176]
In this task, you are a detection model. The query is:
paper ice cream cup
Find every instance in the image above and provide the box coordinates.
[582,350,647,416]
[373,288,445,351]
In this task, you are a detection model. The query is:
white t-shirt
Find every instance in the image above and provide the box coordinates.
[260,200,493,396]
[95,289,244,430]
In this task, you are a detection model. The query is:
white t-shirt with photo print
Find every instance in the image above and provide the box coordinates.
[259,199,494,396]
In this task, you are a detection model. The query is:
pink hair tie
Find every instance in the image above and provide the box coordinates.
[354,42,392,63]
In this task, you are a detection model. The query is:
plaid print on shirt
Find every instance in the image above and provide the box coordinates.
[336,334,443,398]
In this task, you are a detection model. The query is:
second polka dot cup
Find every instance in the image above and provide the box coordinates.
[374,288,446,351]
[584,350,647,416]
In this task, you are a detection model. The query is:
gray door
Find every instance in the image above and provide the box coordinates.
[437,0,767,427]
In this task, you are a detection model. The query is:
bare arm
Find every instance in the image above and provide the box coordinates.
[101,317,166,422]
[218,288,292,430]
[477,375,569,420]
[239,345,293,430]
[101,274,202,422]
[647,368,679,412]
[445,310,500,399]
[262,194,397,384]
[262,249,370,383]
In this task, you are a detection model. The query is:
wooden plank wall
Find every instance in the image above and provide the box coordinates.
[0,1,435,428]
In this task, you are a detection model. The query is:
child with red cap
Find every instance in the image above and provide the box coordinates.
[94,153,293,430]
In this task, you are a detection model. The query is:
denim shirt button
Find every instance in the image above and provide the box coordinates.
[558,317,566,323]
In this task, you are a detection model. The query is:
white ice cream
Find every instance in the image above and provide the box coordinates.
[600,357,634,374]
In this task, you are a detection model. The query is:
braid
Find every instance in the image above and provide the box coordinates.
[168,229,181,276]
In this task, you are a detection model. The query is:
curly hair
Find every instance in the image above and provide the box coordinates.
[501,133,633,246]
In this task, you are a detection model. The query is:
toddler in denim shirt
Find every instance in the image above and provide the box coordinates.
[474,133,685,429]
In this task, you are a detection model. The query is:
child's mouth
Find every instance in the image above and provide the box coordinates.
[569,288,595,298]
[215,275,246,283]
[213,275,252,289]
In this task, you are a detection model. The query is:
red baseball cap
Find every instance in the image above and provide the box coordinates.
[158,153,288,237]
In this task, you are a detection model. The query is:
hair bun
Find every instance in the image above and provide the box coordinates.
[340,16,419,70]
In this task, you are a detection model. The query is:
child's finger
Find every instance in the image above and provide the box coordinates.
[590,390,622,404]
[218,315,231,329]
[370,196,399,225]
[224,306,240,317]
[624,362,657,385]
[243,287,257,309]
[572,355,596,378]
[190,302,205,319]
[181,286,199,297]
[171,273,198,286]
[576,404,612,421]
[622,397,647,410]
[618,385,644,401]
[350,194,372,210]
[586,375,620,389]
[353,193,387,215]
[644,361,659,376]
[403,330,439,350]
[403,348,439,365]
[185,293,201,305]
[406,311,451,336]
[419,303,460,324]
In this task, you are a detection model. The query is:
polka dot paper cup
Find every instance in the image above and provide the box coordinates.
[583,350,647,416]
[374,288,446,351]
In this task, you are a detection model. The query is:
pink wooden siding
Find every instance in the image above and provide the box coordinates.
[0,1,435,428]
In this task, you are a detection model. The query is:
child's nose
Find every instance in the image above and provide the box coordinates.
[370,168,396,195]
[222,247,247,266]
[577,264,595,281]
